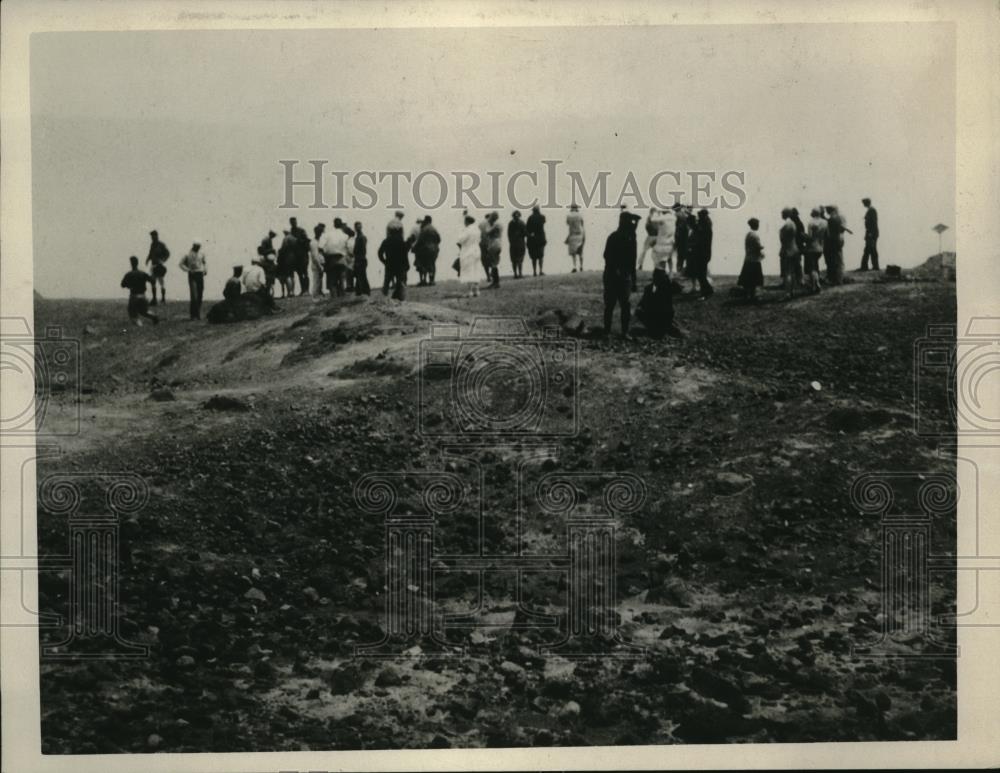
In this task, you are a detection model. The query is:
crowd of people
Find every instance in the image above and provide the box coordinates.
[120,197,880,338]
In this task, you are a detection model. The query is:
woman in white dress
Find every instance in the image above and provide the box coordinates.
[456,214,481,296]
[651,207,677,276]
[565,204,586,272]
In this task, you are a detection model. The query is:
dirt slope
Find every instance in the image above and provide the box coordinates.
[34,271,957,751]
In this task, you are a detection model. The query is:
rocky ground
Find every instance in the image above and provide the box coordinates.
[34,268,957,752]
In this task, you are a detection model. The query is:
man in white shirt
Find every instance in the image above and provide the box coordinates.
[179,241,207,320]
[320,220,353,296]
[243,258,267,294]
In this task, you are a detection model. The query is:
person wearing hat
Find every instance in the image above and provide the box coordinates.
[601,210,642,336]
[485,212,503,288]
[179,241,207,320]
[414,216,441,287]
[145,230,170,306]
[565,204,586,272]
[507,210,527,278]
[120,255,159,326]
[386,210,405,238]
[456,214,481,296]
[738,217,765,302]
[526,204,547,276]
[860,198,879,271]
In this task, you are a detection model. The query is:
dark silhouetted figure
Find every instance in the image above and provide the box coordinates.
[860,198,879,271]
[121,256,159,325]
[290,217,310,294]
[689,209,714,300]
[353,222,370,296]
[602,210,641,336]
[379,229,409,301]
[145,230,170,306]
[636,267,679,339]
[526,205,547,276]
[508,211,527,278]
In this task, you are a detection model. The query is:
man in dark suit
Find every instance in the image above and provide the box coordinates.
[860,197,880,271]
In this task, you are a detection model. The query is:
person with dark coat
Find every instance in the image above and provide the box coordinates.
[635,267,679,339]
[860,198,880,271]
[507,211,527,278]
[276,230,297,298]
[378,229,409,301]
[738,217,765,302]
[414,216,441,286]
[289,217,310,295]
[145,230,170,306]
[823,205,851,285]
[257,230,278,297]
[223,266,243,302]
[121,255,159,325]
[688,209,714,299]
[485,212,503,288]
[602,211,641,336]
[674,206,690,278]
[526,205,547,276]
[353,222,370,296]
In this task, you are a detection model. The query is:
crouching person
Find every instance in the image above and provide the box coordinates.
[636,269,682,340]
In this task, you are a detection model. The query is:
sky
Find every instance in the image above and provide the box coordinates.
[30,23,955,298]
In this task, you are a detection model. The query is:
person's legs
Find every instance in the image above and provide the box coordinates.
[602,281,616,334]
[335,264,346,296]
[312,263,324,296]
[299,263,310,295]
[192,272,205,319]
[872,237,879,271]
[619,284,631,334]
[391,269,407,301]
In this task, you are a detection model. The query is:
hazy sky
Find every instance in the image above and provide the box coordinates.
[31,23,955,298]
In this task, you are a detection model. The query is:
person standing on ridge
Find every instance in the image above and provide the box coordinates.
[145,230,170,306]
[566,204,585,272]
[860,197,879,271]
[179,241,207,320]
[526,204,547,276]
